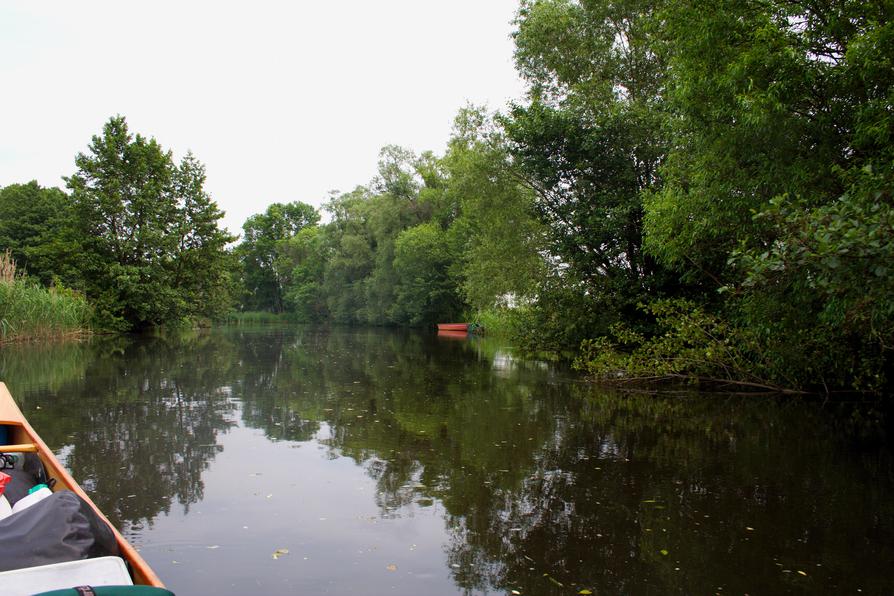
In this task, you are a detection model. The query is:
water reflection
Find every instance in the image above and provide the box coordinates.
[1,327,892,595]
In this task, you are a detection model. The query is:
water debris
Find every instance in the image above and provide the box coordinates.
[451,564,461,568]
[386,564,398,572]
[511,591,521,595]
[745,527,755,531]
[272,548,289,560]
[579,590,593,595]
[206,545,220,550]
[797,571,807,576]
[660,549,669,556]
[543,574,564,587]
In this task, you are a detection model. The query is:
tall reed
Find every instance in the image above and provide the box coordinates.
[0,249,15,284]
[0,250,92,342]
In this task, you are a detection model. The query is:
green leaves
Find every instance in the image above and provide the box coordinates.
[65,116,235,329]
[236,201,320,312]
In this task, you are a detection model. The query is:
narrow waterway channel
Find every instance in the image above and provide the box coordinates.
[1,326,892,595]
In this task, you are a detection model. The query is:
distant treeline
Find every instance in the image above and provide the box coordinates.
[2,0,892,392]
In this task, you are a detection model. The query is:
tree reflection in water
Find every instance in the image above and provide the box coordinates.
[2,332,238,534]
[2,327,892,594]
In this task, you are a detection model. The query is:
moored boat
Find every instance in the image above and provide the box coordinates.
[0,381,168,594]
[436,323,469,332]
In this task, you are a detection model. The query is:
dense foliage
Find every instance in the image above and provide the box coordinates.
[507,0,892,392]
[236,122,546,328]
[232,0,892,392]
[2,1,890,391]
[0,117,235,332]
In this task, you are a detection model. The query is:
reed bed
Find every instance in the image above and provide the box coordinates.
[0,250,92,342]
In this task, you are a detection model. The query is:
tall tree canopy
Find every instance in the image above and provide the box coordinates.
[236,201,320,312]
[502,0,676,348]
[66,116,235,329]
[0,181,74,285]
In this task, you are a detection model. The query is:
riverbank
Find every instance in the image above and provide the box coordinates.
[0,252,91,343]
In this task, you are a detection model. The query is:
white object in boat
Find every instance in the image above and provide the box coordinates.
[9,485,52,515]
[0,556,133,596]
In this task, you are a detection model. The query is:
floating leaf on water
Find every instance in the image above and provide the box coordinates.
[660,549,669,556]
[797,570,807,576]
[511,591,521,595]
[272,548,289,560]
[386,564,397,572]
[546,576,564,587]
[579,590,593,595]
[745,527,755,531]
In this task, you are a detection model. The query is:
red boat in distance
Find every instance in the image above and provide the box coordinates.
[437,323,469,332]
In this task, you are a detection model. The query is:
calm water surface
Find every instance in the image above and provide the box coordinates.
[1,326,892,595]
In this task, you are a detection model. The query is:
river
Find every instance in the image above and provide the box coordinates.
[1,326,892,594]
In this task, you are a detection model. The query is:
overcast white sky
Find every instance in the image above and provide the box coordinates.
[0,1,526,236]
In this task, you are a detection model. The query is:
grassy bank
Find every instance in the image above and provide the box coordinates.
[0,251,92,342]
[473,307,518,338]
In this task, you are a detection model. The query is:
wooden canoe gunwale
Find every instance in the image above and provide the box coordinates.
[0,382,164,588]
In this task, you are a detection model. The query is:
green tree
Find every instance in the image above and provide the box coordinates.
[170,153,238,320]
[320,187,377,323]
[644,0,845,284]
[237,201,320,312]
[317,147,438,325]
[66,116,234,329]
[276,226,328,321]
[504,0,675,351]
[642,0,894,390]
[0,181,78,285]
[391,222,464,325]
[441,107,548,312]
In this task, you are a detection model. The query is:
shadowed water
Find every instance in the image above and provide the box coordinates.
[1,326,892,595]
